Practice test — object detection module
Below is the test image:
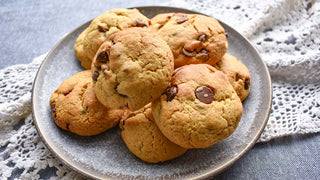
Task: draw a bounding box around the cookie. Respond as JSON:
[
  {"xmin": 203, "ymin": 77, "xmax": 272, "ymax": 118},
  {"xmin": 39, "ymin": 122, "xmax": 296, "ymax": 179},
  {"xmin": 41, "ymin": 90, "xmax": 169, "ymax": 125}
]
[
  {"xmin": 49, "ymin": 70, "xmax": 126, "ymax": 136},
  {"xmin": 213, "ymin": 53, "xmax": 251, "ymax": 101},
  {"xmin": 150, "ymin": 13, "xmax": 228, "ymax": 68},
  {"xmin": 74, "ymin": 8, "xmax": 151, "ymax": 69},
  {"xmin": 119, "ymin": 104, "xmax": 187, "ymax": 163},
  {"xmin": 74, "ymin": 28, "xmax": 92, "ymax": 69},
  {"xmin": 152, "ymin": 64, "xmax": 243, "ymax": 149},
  {"xmin": 92, "ymin": 27, "xmax": 174, "ymax": 111}
]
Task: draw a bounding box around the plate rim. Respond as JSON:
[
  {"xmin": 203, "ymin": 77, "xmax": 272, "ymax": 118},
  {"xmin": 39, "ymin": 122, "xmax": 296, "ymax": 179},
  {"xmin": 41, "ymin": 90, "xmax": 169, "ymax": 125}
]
[{"xmin": 32, "ymin": 5, "xmax": 272, "ymax": 179}]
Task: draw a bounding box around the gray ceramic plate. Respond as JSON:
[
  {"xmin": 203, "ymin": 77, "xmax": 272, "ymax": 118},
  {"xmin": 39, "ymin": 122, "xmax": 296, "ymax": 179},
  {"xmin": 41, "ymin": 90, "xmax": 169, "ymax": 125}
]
[{"xmin": 32, "ymin": 6, "xmax": 272, "ymax": 179}]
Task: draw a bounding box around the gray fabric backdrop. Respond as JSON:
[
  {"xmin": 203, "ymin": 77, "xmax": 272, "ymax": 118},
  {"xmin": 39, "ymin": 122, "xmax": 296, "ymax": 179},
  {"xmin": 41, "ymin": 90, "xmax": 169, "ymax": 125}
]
[{"xmin": 0, "ymin": 0, "xmax": 319, "ymax": 179}]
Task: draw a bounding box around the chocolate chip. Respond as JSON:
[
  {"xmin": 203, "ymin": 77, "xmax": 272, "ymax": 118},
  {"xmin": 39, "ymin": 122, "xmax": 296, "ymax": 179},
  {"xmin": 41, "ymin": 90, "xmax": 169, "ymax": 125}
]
[
  {"xmin": 50, "ymin": 101, "xmax": 56, "ymax": 112},
  {"xmin": 63, "ymin": 89, "xmax": 72, "ymax": 96},
  {"xmin": 165, "ymin": 86, "xmax": 178, "ymax": 101},
  {"xmin": 244, "ymin": 79, "xmax": 250, "ymax": 90},
  {"xmin": 92, "ymin": 71, "xmax": 99, "ymax": 81},
  {"xmin": 53, "ymin": 112, "xmax": 57, "ymax": 119},
  {"xmin": 98, "ymin": 25, "xmax": 107, "ymax": 32},
  {"xmin": 197, "ymin": 49, "xmax": 209, "ymax": 61},
  {"xmin": 172, "ymin": 72, "xmax": 177, "ymax": 77},
  {"xmin": 110, "ymin": 40, "xmax": 115, "ymax": 45},
  {"xmin": 66, "ymin": 123, "xmax": 70, "ymax": 130},
  {"xmin": 235, "ymin": 73, "xmax": 240, "ymax": 81},
  {"xmin": 182, "ymin": 48, "xmax": 196, "ymax": 57},
  {"xmin": 135, "ymin": 19, "xmax": 147, "ymax": 27},
  {"xmin": 81, "ymin": 106, "xmax": 88, "ymax": 114},
  {"xmin": 123, "ymin": 67, "xmax": 129, "ymax": 73},
  {"xmin": 224, "ymin": 32, "xmax": 229, "ymax": 38},
  {"xmin": 197, "ymin": 54, "xmax": 209, "ymax": 62},
  {"xmin": 96, "ymin": 51, "xmax": 109, "ymax": 63},
  {"xmin": 158, "ymin": 24, "xmax": 164, "ymax": 29},
  {"xmin": 172, "ymin": 32, "xmax": 178, "ymax": 36},
  {"xmin": 195, "ymin": 86, "xmax": 214, "ymax": 104},
  {"xmin": 199, "ymin": 49, "xmax": 208, "ymax": 54},
  {"xmin": 198, "ymin": 34, "xmax": 207, "ymax": 42},
  {"xmin": 176, "ymin": 16, "xmax": 189, "ymax": 24},
  {"xmin": 101, "ymin": 64, "xmax": 110, "ymax": 72},
  {"xmin": 119, "ymin": 93, "xmax": 128, "ymax": 98}
]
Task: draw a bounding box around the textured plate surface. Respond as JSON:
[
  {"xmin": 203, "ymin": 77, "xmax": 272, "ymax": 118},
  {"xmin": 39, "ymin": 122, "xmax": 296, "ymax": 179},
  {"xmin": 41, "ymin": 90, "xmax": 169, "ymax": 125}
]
[{"xmin": 32, "ymin": 6, "xmax": 272, "ymax": 179}]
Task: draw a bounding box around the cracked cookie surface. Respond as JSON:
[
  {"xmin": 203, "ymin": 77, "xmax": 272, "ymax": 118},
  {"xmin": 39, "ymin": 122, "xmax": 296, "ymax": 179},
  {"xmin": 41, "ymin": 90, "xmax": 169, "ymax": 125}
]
[
  {"xmin": 150, "ymin": 13, "xmax": 228, "ymax": 68},
  {"xmin": 49, "ymin": 70, "xmax": 126, "ymax": 136},
  {"xmin": 119, "ymin": 104, "xmax": 187, "ymax": 163},
  {"xmin": 74, "ymin": 8, "xmax": 151, "ymax": 69},
  {"xmin": 152, "ymin": 64, "xmax": 243, "ymax": 149},
  {"xmin": 92, "ymin": 27, "xmax": 174, "ymax": 111},
  {"xmin": 213, "ymin": 53, "xmax": 251, "ymax": 101}
]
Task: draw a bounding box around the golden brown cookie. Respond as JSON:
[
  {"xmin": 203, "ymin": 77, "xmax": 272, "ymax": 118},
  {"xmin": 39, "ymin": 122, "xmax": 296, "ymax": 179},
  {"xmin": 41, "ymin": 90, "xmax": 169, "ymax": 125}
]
[
  {"xmin": 74, "ymin": 8, "xmax": 151, "ymax": 69},
  {"xmin": 150, "ymin": 13, "xmax": 228, "ymax": 68},
  {"xmin": 213, "ymin": 54, "xmax": 250, "ymax": 101},
  {"xmin": 74, "ymin": 28, "xmax": 92, "ymax": 69},
  {"xmin": 92, "ymin": 27, "xmax": 174, "ymax": 111},
  {"xmin": 152, "ymin": 64, "xmax": 243, "ymax": 149},
  {"xmin": 119, "ymin": 104, "xmax": 187, "ymax": 163},
  {"xmin": 49, "ymin": 70, "xmax": 126, "ymax": 136}
]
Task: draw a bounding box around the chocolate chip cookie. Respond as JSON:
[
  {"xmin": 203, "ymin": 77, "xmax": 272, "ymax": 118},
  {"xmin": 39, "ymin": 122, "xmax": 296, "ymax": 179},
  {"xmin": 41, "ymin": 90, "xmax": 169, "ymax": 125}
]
[
  {"xmin": 152, "ymin": 64, "xmax": 243, "ymax": 148},
  {"xmin": 150, "ymin": 13, "xmax": 228, "ymax": 68},
  {"xmin": 49, "ymin": 70, "xmax": 126, "ymax": 136},
  {"xmin": 119, "ymin": 104, "xmax": 187, "ymax": 163},
  {"xmin": 213, "ymin": 53, "xmax": 251, "ymax": 101},
  {"xmin": 74, "ymin": 8, "xmax": 151, "ymax": 69},
  {"xmin": 92, "ymin": 27, "xmax": 174, "ymax": 111}
]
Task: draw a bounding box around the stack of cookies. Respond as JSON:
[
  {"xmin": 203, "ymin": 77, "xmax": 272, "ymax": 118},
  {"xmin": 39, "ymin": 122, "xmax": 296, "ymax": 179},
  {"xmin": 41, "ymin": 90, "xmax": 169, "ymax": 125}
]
[{"xmin": 50, "ymin": 8, "xmax": 251, "ymax": 163}]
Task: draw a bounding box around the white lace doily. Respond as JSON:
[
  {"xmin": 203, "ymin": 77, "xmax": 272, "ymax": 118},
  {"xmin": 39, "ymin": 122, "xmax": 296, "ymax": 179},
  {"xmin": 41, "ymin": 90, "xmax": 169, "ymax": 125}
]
[{"xmin": 1, "ymin": 0, "xmax": 319, "ymax": 179}]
